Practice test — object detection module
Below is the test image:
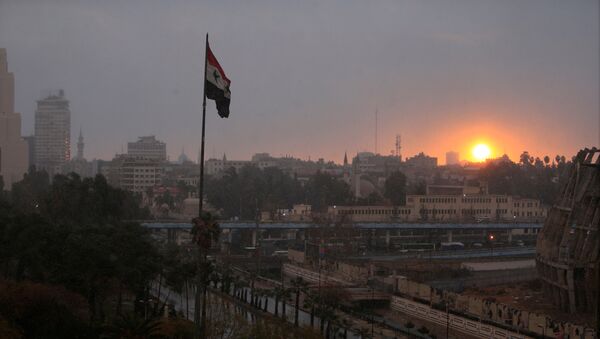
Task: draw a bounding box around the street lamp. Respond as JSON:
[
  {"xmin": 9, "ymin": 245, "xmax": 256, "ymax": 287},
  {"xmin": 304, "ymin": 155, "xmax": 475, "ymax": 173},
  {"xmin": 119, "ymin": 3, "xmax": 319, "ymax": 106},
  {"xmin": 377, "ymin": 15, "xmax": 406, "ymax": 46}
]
[
  {"xmin": 445, "ymin": 301, "xmax": 450, "ymax": 339},
  {"xmin": 367, "ymin": 278, "xmax": 375, "ymax": 338},
  {"xmin": 488, "ymin": 233, "xmax": 495, "ymax": 257}
]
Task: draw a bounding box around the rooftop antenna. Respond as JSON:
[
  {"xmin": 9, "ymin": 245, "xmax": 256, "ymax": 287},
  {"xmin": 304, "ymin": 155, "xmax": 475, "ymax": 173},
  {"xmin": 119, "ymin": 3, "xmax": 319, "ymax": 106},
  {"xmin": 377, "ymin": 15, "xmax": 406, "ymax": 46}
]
[
  {"xmin": 395, "ymin": 134, "xmax": 402, "ymax": 160},
  {"xmin": 375, "ymin": 107, "xmax": 378, "ymax": 154}
]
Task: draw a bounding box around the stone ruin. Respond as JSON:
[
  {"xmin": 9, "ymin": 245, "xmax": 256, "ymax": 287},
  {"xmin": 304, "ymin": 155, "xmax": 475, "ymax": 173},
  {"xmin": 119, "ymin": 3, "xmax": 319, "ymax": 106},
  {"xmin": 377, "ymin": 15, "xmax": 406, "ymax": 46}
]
[{"xmin": 536, "ymin": 147, "xmax": 599, "ymax": 316}]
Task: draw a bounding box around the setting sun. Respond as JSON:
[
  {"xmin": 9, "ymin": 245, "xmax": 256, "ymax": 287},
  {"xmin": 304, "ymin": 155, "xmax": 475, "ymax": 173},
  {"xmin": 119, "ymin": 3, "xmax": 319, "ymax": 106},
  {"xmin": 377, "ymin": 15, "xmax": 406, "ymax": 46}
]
[{"xmin": 472, "ymin": 144, "xmax": 491, "ymax": 162}]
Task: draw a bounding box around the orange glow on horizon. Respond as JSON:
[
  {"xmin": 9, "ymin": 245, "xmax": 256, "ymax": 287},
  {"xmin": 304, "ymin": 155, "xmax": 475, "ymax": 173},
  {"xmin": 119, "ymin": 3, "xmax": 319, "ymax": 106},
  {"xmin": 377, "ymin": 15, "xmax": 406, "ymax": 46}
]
[{"xmin": 377, "ymin": 106, "xmax": 564, "ymax": 165}]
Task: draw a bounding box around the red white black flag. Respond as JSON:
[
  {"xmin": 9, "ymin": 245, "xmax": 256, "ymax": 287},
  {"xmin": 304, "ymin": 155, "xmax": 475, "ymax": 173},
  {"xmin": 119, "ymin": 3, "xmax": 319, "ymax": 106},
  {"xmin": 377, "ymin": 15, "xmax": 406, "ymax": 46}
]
[{"xmin": 205, "ymin": 43, "xmax": 231, "ymax": 118}]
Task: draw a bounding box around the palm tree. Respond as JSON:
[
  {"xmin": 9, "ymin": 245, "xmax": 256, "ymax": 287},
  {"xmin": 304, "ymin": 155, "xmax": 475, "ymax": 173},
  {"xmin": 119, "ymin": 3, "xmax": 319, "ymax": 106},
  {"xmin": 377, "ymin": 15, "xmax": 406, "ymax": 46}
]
[
  {"xmin": 273, "ymin": 285, "xmax": 290, "ymax": 317},
  {"xmin": 340, "ymin": 318, "xmax": 353, "ymax": 339},
  {"xmin": 191, "ymin": 212, "xmax": 221, "ymax": 338},
  {"xmin": 290, "ymin": 277, "xmax": 308, "ymax": 327},
  {"xmin": 262, "ymin": 289, "xmax": 271, "ymax": 312}
]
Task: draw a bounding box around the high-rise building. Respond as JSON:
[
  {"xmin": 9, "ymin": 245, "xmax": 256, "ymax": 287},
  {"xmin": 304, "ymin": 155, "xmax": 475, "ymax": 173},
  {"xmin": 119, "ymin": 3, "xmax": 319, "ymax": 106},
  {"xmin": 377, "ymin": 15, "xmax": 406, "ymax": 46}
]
[
  {"xmin": 0, "ymin": 48, "xmax": 28, "ymax": 190},
  {"xmin": 446, "ymin": 151, "xmax": 460, "ymax": 165},
  {"xmin": 127, "ymin": 136, "xmax": 166, "ymax": 162},
  {"xmin": 23, "ymin": 135, "xmax": 35, "ymax": 169},
  {"xmin": 34, "ymin": 89, "xmax": 71, "ymax": 177}
]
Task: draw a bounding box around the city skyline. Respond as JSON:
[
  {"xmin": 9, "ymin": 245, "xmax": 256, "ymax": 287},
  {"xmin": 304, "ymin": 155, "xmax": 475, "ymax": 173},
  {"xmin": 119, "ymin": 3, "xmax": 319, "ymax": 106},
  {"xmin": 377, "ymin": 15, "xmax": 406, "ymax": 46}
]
[{"xmin": 0, "ymin": 0, "xmax": 598, "ymax": 164}]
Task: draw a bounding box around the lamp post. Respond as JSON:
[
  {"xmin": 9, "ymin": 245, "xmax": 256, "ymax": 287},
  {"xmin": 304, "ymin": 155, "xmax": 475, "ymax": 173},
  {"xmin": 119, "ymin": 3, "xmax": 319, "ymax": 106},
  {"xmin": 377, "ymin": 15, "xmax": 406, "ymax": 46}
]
[
  {"xmin": 367, "ymin": 277, "xmax": 375, "ymax": 338},
  {"xmin": 446, "ymin": 302, "xmax": 450, "ymax": 339}
]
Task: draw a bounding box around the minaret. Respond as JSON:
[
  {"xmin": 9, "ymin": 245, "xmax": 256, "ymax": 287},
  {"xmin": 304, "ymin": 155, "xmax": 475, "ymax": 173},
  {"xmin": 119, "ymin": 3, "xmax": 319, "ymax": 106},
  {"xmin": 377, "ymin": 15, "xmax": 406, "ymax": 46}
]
[
  {"xmin": 343, "ymin": 152, "xmax": 348, "ymax": 167},
  {"xmin": 77, "ymin": 128, "xmax": 84, "ymax": 160}
]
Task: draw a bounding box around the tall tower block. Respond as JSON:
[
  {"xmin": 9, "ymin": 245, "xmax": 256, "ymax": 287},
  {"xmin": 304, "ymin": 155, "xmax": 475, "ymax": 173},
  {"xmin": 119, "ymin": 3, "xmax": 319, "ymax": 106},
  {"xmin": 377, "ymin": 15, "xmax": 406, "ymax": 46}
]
[
  {"xmin": 0, "ymin": 48, "xmax": 28, "ymax": 189},
  {"xmin": 34, "ymin": 89, "xmax": 71, "ymax": 177}
]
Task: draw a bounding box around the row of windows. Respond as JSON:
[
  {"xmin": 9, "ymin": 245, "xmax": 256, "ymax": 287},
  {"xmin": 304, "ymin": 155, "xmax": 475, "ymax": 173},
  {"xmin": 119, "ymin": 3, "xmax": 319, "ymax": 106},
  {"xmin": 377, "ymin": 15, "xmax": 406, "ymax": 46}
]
[
  {"xmin": 132, "ymin": 180, "xmax": 156, "ymax": 184},
  {"xmin": 421, "ymin": 209, "xmax": 456, "ymax": 215},
  {"xmin": 417, "ymin": 197, "xmax": 514, "ymax": 204},
  {"xmin": 419, "ymin": 197, "xmax": 457, "ymax": 204},
  {"xmin": 462, "ymin": 198, "xmax": 492, "ymax": 204},
  {"xmin": 462, "ymin": 209, "xmax": 492, "ymax": 215},
  {"xmin": 515, "ymin": 211, "xmax": 539, "ymax": 217},
  {"xmin": 340, "ymin": 209, "xmax": 412, "ymax": 215},
  {"xmin": 134, "ymin": 168, "xmax": 157, "ymax": 172},
  {"xmin": 514, "ymin": 202, "xmax": 538, "ymax": 208},
  {"xmin": 341, "ymin": 208, "xmax": 532, "ymax": 216}
]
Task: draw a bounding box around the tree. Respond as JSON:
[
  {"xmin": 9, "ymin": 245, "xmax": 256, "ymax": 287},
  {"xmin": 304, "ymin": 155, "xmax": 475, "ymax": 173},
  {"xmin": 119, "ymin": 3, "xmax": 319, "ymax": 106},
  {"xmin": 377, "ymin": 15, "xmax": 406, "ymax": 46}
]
[
  {"xmin": 155, "ymin": 190, "xmax": 175, "ymax": 209},
  {"xmin": 0, "ymin": 173, "xmax": 161, "ymax": 326},
  {"xmin": 543, "ymin": 156, "xmax": 550, "ymax": 166},
  {"xmin": 191, "ymin": 212, "xmax": 221, "ymax": 338},
  {"xmin": 104, "ymin": 313, "xmax": 161, "ymax": 338},
  {"xmin": 304, "ymin": 171, "xmax": 352, "ymax": 212},
  {"xmin": 0, "ymin": 280, "xmax": 93, "ymax": 338},
  {"xmin": 10, "ymin": 167, "xmax": 49, "ymax": 214},
  {"xmin": 290, "ymin": 277, "xmax": 309, "ymax": 327},
  {"xmin": 407, "ymin": 179, "xmax": 426, "ymax": 195},
  {"xmin": 384, "ymin": 171, "xmax": 407, "ymax": 206},
  {"xmin": 519, "ymin": 151, "xmax": 533, "ymax": 167}
]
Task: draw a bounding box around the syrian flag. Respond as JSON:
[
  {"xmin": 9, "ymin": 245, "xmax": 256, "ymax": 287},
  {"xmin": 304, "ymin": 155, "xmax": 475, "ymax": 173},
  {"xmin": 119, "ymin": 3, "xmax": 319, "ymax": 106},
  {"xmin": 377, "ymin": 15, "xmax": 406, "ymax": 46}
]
[{"xmin": 205, "ymin": 43, "xmax": 231, "ymax": 118}]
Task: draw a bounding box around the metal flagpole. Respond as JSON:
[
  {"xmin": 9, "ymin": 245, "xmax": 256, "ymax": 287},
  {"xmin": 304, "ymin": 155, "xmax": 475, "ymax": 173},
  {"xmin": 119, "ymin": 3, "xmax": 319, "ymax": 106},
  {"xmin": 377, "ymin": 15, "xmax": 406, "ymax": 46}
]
[
  {"xmin": 199, "ymin": 34, "xmax": 208, "ymax": 217},
  {"xmin": 194, "ymin": 32, "xmax": 209, "ymax": 339}
]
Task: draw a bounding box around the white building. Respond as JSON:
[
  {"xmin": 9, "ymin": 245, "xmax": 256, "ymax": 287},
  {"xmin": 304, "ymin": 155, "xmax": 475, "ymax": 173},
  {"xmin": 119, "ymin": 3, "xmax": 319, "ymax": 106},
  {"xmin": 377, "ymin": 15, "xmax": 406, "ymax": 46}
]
[
  {"xmin": 107, "ymin": 154, "xmax": 163, "ymax": 194},
  {"xmin": 34, "ymin": 90, "xmax": 70, "ymax": 177},
  {"xmin": 0, "ymin": 48, "xmax": 28, "ymax": 189}
]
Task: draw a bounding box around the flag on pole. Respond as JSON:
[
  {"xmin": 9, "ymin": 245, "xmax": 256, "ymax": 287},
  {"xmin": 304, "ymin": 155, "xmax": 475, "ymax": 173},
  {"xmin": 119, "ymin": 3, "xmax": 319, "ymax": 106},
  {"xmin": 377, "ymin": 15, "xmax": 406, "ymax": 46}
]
[{"xmin": 205, "ymin": 43, "xmax": 231, "ymax": 118}]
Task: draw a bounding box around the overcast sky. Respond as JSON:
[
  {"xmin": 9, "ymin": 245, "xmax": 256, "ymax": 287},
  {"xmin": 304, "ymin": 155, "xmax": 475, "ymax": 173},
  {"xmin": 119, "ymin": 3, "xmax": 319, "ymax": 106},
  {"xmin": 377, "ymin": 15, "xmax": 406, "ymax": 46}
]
[{"xmin": 1, "ymin": 0, "xmax": 598, "ymax": 164}]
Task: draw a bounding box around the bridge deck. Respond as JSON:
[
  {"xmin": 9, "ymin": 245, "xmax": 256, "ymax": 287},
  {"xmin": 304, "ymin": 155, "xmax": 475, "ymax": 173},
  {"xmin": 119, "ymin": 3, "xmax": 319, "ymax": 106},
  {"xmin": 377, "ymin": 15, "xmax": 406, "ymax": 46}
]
[{"xmin": 143, "ymin": 222, "xmax": 543, "ymax": 230}]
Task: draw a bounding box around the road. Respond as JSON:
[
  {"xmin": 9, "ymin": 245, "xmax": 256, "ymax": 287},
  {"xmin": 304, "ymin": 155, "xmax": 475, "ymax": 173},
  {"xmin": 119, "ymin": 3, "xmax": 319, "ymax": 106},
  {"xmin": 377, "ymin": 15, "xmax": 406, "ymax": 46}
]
[{"xmin": 350, "ymin": 246, "xmax": 535, "ymax": 261}]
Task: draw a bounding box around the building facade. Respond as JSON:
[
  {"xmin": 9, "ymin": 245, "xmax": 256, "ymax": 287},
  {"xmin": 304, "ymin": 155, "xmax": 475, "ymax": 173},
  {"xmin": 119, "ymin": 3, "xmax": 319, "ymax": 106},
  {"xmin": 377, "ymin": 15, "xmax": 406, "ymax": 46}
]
[
  {"xmin": 34, "ymin": 90, "xmax": 70, "ymax": 177},
  {"xmin": 0, "ymin": 48, "xmax": 28, "ymax": 189},
  {"xmin": 328, "ymin": 194, "xmax": 546, "ymax": 223},
  {"xmin": 107, "ymin": 154, "xmax": 163, "ymax": 194},
  {"xmin": 445, "ymin": 151, "xmax": 460, "ymax": 165},
  {"xmin": 127, "ymin": 136, "xmax": 166, "ymax": 162},
  {"xmin": 205, "ymin": 154, "xmax": 251, "ymax": 176}
]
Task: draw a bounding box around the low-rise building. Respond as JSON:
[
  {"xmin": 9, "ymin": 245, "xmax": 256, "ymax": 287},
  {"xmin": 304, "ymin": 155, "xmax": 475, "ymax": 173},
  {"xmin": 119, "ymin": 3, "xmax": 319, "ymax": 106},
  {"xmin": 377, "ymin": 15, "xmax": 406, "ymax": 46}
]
[
  {"xmin": 275, "ymin": 204, "xmax": 313, "ymax": 221},
  {"xmin": 106, "ymin": 154, "xmax": 163, "ymax": 194},
  {"xmin": 328, "ymin": 194, "xmax": 546, "ymax": 223}
]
